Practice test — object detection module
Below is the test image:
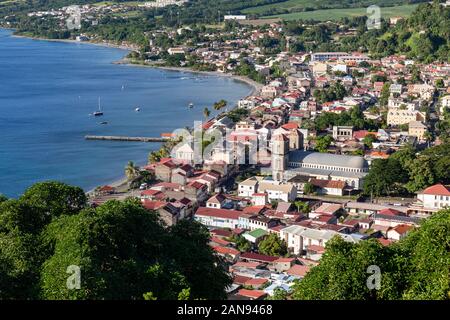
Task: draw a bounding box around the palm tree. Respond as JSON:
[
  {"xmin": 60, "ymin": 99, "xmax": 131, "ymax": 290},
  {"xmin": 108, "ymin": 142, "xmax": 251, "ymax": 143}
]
[
  {"xmin": 203, "ymin": 107, "xmax": 210, "ymax": 121},
  {"xmin": 125, "ymin": 161, "xmax": 139, "ymax": 182},
  {"xmin": 213, "ymin": 99, "xmax": 227, "ymax": 111}
]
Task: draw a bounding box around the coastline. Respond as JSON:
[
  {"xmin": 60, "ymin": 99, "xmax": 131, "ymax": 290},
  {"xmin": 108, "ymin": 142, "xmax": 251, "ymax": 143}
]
[
  {"xmin": 8, "ymin": 30, "xmax": 261, "ymax": 96},
  {"xmin": 4, "ymin": 30, "xmax": 259, "ymax": 196},
  {"xmin": 122, "ymin": 63, "xmax": 263, "ymax": 96}
]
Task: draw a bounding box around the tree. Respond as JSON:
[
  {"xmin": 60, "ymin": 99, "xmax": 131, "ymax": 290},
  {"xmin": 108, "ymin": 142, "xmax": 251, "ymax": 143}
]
[
  {"xmin": 294, "ymin": 201, "xmax": 310, "ymax": 214},
  {"xmin": 315, "ymin": 135, "xmax": 333, "ymax": 153},
  {"xmin": 0, "ymin": 194, "xmax": 7, "ymax": 203},
  {"xmin": 125, "ymin": 160, "xmax": 139, "ymax": 182},
  {"xmin": 363, "ymin": 134, "xmax": 377, "ymax": 149},
  {"xmin": 203, "ymin": 107, "xmax": 210, "ymax": 121},
  {"xmin": 379, "ymin": 83, "xmax": 390, "ymax": 107},
  {"xmin": 266, "ymin": 287, "xmax": 288, "ymax": 300},
  {"xmin": 20, "ymin": 181, "xmax": 86, "ymax": 217},
  {"xmin": 258, "ymin": 233, "xmax": 287, "ymax": 257},
  {"xmin": 234, "ymin": 235, "xmax": 251, "ymax": 252},
  {"xmin": 213, "ymin": 99, "xmax": 227, "ymax": 111},
  {"xmin": 291, "ymin": 209, "xmax": 450, "ymax": 300},
  {"xmin": 165, "ymin": 220, "xmax": 232, "ymax": 300},
  {"xmin": 303, "ymin": 182, "xmax": 315, "ymax": 195},
  {"xmin": 363, "ymin": 158, "xmax": 408, "ymax": 197}
]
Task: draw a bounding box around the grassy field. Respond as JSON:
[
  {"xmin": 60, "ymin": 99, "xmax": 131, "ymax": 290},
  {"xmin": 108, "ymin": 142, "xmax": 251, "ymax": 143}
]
[
  {"xmin": 242, "ymin": 0, "xmax": 312, "ymax": 15},
  {"xmin": 262, "ymin": 4, "xmax": 419, "ymax": 21}
]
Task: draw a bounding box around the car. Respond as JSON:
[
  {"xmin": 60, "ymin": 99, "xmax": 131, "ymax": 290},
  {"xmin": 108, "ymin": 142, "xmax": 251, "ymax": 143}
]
[{"xmin": 139, "ymin": 183, "xmax": 148, "ymax": 190}]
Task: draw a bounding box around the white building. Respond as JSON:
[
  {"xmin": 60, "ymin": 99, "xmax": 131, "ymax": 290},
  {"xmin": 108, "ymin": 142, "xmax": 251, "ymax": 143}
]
[
  {"xmin": 416, "ymin": 184, "xmax": 450, "ymax": 211},
  {"xmin": 194, "ymin": 207, "xmax": 242, "ymax": 229},
  {"xmin": 280, "ymin": 225, "xmax": 362, "ymax": 255}
]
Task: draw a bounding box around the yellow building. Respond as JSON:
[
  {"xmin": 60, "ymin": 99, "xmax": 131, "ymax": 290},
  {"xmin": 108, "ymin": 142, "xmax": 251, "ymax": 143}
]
[
  {"xmin": 387, "ymin": 108, "xmax": 425, "ymax": 126},
  {"xmin": 408, "ymin": 121, "xmax": 427, "ymax": 140}
]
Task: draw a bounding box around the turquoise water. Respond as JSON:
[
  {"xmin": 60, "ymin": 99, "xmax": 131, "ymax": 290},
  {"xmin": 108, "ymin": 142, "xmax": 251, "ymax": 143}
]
[{"xmin": 0, "ymin": 29, "xmax": 251, "ymax": 197}]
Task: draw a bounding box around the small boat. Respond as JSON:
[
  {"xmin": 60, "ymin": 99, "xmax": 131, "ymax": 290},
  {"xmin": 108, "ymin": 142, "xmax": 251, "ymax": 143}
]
[
  {"xmin": 93, "ymin": 97, "xmax": 104, "ymax": 117},
  {"xmin": 100, "ymin": 121, "xmax": 108, "ymax": 125},
  {"xmin": 135, "ymin": 107, "xmax": 141, "ymax": 112},
  {"xmin": 188, "ymin": 102, "xmax": 194, "ymax": 109}
]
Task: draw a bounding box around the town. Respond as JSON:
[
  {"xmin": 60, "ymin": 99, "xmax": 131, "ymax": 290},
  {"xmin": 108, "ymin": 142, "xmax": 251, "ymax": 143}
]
[
  {"xmin": 52, "ymin": 3, "xmax": 450, "ymax": 301},
  {"xmin": 0, "ymin": 0, "xmax": 448, "ymax": 301}
]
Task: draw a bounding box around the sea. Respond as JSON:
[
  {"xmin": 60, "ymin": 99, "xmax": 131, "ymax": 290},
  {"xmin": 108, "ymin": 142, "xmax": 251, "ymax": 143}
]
[{"xmin": 0, "ymin": 29, "xmax": 252, "ymax": 197}]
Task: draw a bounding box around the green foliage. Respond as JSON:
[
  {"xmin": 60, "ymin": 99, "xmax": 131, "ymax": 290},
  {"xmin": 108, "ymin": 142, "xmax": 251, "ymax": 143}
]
[
  {"xmin": 362, "ymin": 134, "xmax": 377, "ymax": 149},
  {"xmin": 292, "ymin": 209, "xmax": 450, "ymax": 300},
  {"xmin": 258, "ymin": 233, "xmax": 287, "ymax": 257},
  {"xmin": 232, "ymin": 235, "xmax": 252, "ymax": 252},
  {"xmin": 314, "ymin": 106, "xmax": 379, "ymax": 131},
  {"xmin": 213, "ymin": 99, "xmax": 227, "ymax": 111},
  {"xmin": 0, "ymin": 182, "xmax": 231, "ymax": 300},
  {"xmin": 364, "ymin": 142, "xmax": 450, "ymax": 196},
  {"xmin": 303, "ymin": 182, "xmax": 315, "ymax": 195},
  {"xmin": 266, "ymin": 287, "xmax": 288, "ymax": 300},
  {"xmin": 20, "ymin": 181, "xmax": 87, "ymax": 217},
  {"xmin": 313, "ymin": 81, "xmax": 347, "ymax": 104},
  {"xmin": 315, "ymin": 135, "xmax": 333, "ymax": 153},
  {"xmin": 294, "ymin": 201, "xmax": 310, "ymax": 214}
]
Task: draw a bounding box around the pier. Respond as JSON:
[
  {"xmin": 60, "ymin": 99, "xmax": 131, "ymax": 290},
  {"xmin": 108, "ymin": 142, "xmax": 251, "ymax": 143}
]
[{"xmin": 85, "ymin": 135, "xmax": 169, "ymax": 142}]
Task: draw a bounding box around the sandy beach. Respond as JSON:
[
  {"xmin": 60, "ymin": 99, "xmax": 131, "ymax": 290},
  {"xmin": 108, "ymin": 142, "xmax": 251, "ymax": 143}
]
[{"xmin": 114, "ymin": 59, "xmax": 262, "ymax": 96}]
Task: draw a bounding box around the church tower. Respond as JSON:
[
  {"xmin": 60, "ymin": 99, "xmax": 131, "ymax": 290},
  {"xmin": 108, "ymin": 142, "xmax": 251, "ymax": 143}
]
[
  {"xmin": 289, "ymin": 129, "xmax": 304, "ymax": 151},
  {"xmin": 271, "ymin": 133, "xmax": 289, "ymax": 181}
]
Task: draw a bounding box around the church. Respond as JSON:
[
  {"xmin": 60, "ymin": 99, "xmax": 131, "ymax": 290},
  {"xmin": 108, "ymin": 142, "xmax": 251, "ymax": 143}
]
[{"xmin": 271, "ymin": 133, "xmax": 369, "ymax": 190}]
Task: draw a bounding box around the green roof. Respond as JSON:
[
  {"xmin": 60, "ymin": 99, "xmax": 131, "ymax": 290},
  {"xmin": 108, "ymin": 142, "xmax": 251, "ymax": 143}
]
[{"xmin": 246, "ymin": 228, "xmax": 268, "ymax": 239}]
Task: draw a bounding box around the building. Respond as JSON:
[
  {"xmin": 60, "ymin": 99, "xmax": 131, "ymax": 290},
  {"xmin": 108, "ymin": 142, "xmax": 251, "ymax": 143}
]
[
  {"xmin": 280, "ymin": 225, "xmax": 362, "ymax": 255},
  {"xmin": 311, "ymin": 52, "xmax": 369, "ymax": 63},
  {"xmin": 276, "ymin": 148, "xmax": 369, "ymax": 189},
  {"xmin": 412, "ymin": 184, "xmax": 450, "ymax": 215},
  {"xmin": 309, "ymin": 179, "xmax": 346, "ymax": 196},
  {"xmin": 408, "ymin": 121, "xmax": 427, "ymax": 140},
  {"xmin": 167, "ymin": 47, "xmax": 185, "ymax": 55},
  {"xmin": 194, "ymin": 207, "xmax": 242, "ymax": 229},
  {"xmin": 332, "ymin": 126, "xmax": 353, "ymax": 141},
  {"xmin": 224, "ymin": 15, "xmax": 246, "ymax": 20},
  {"xmin": 257, "ymin": 181, "xmax": 297, "ymax": 203},
  {"xmin": 387, "ymin": 109, "xmax": 425, "ymax": 126},
  {"xmin": 386, "ymin": 224, "xmax": 414, "ymax": 241}
]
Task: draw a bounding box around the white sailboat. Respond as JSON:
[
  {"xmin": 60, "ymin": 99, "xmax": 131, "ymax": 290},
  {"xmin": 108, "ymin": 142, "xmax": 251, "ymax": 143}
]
[{"xmin": 93, "ymin": 97, "xmax": 104, "ymax": 116}]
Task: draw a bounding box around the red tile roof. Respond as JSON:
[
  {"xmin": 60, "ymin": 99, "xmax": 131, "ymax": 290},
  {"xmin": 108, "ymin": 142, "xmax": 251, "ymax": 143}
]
[
  {"xmin": 195, "ymin": 207, "xmax": 242, "ymax": 220},
  {"xmin": 421, "ymin": 184, "xmax": 450, "ymax": 196},
  {"xmin": 210, "ymin": 228, "xmax": 232, "ymax": 238},
  {"xmin": 378, "ymin": 208, "xmax": 404, "ymax": 216},
  {"xmin": 142, "ymin": 200, "xmax": 166, "ymax": 211},
  {"xmin": 212, "ymin": 246, "xmax": 240, "ymax": 256},
  {"xmin": 391, "ymin": 224, "xmax": 414, "ymax": 235},
  {"xmin": 141, "ymin": 189, "xmax": 163, "ymax": 196},
  {"xmin": 233, "ymin": 275, "xmax": 252, "ymax": 285},
  {"xmin": 211, "ymin": 237, "xmax": 231, "ymax": 246},
  {"xmin": 307, "ymin": 245, "xmax": 325, "ymax": 253},
  {"xmin": 236, "ymin": 289, "xmax": 267, "ymax": 300},
  {"xmin": 310, "ymin": 179, "xmax": 346, "ymax": 189},
  {"xmin": 240, "ymin": 252, "xmax": 278, "ymax": 263},
  {"xmin": 243, "ymin": 205, "xmax": 267, "ymax": 215},
  {"xmin": 244, "ymin": 278, "xmax": 269, "ymax": 287},
  {"xmin": 281, "ymin": 122, "xmax": 299, "ymax": 130},
  {"xmin": 286, "ymin": 264, "xmax": 311, "ymax": 277}
]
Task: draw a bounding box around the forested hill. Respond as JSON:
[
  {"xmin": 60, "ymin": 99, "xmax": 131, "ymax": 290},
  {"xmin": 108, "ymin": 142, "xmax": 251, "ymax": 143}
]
[{"xmin": 0, "ymin": 0, "xmax": 429, "ymax": 17}]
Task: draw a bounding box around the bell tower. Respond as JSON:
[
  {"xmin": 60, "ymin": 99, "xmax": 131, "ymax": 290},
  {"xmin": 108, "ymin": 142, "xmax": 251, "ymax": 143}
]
[{"xmin": 271, "ymin": 133, "xmax": 289, "ymax": 181}]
